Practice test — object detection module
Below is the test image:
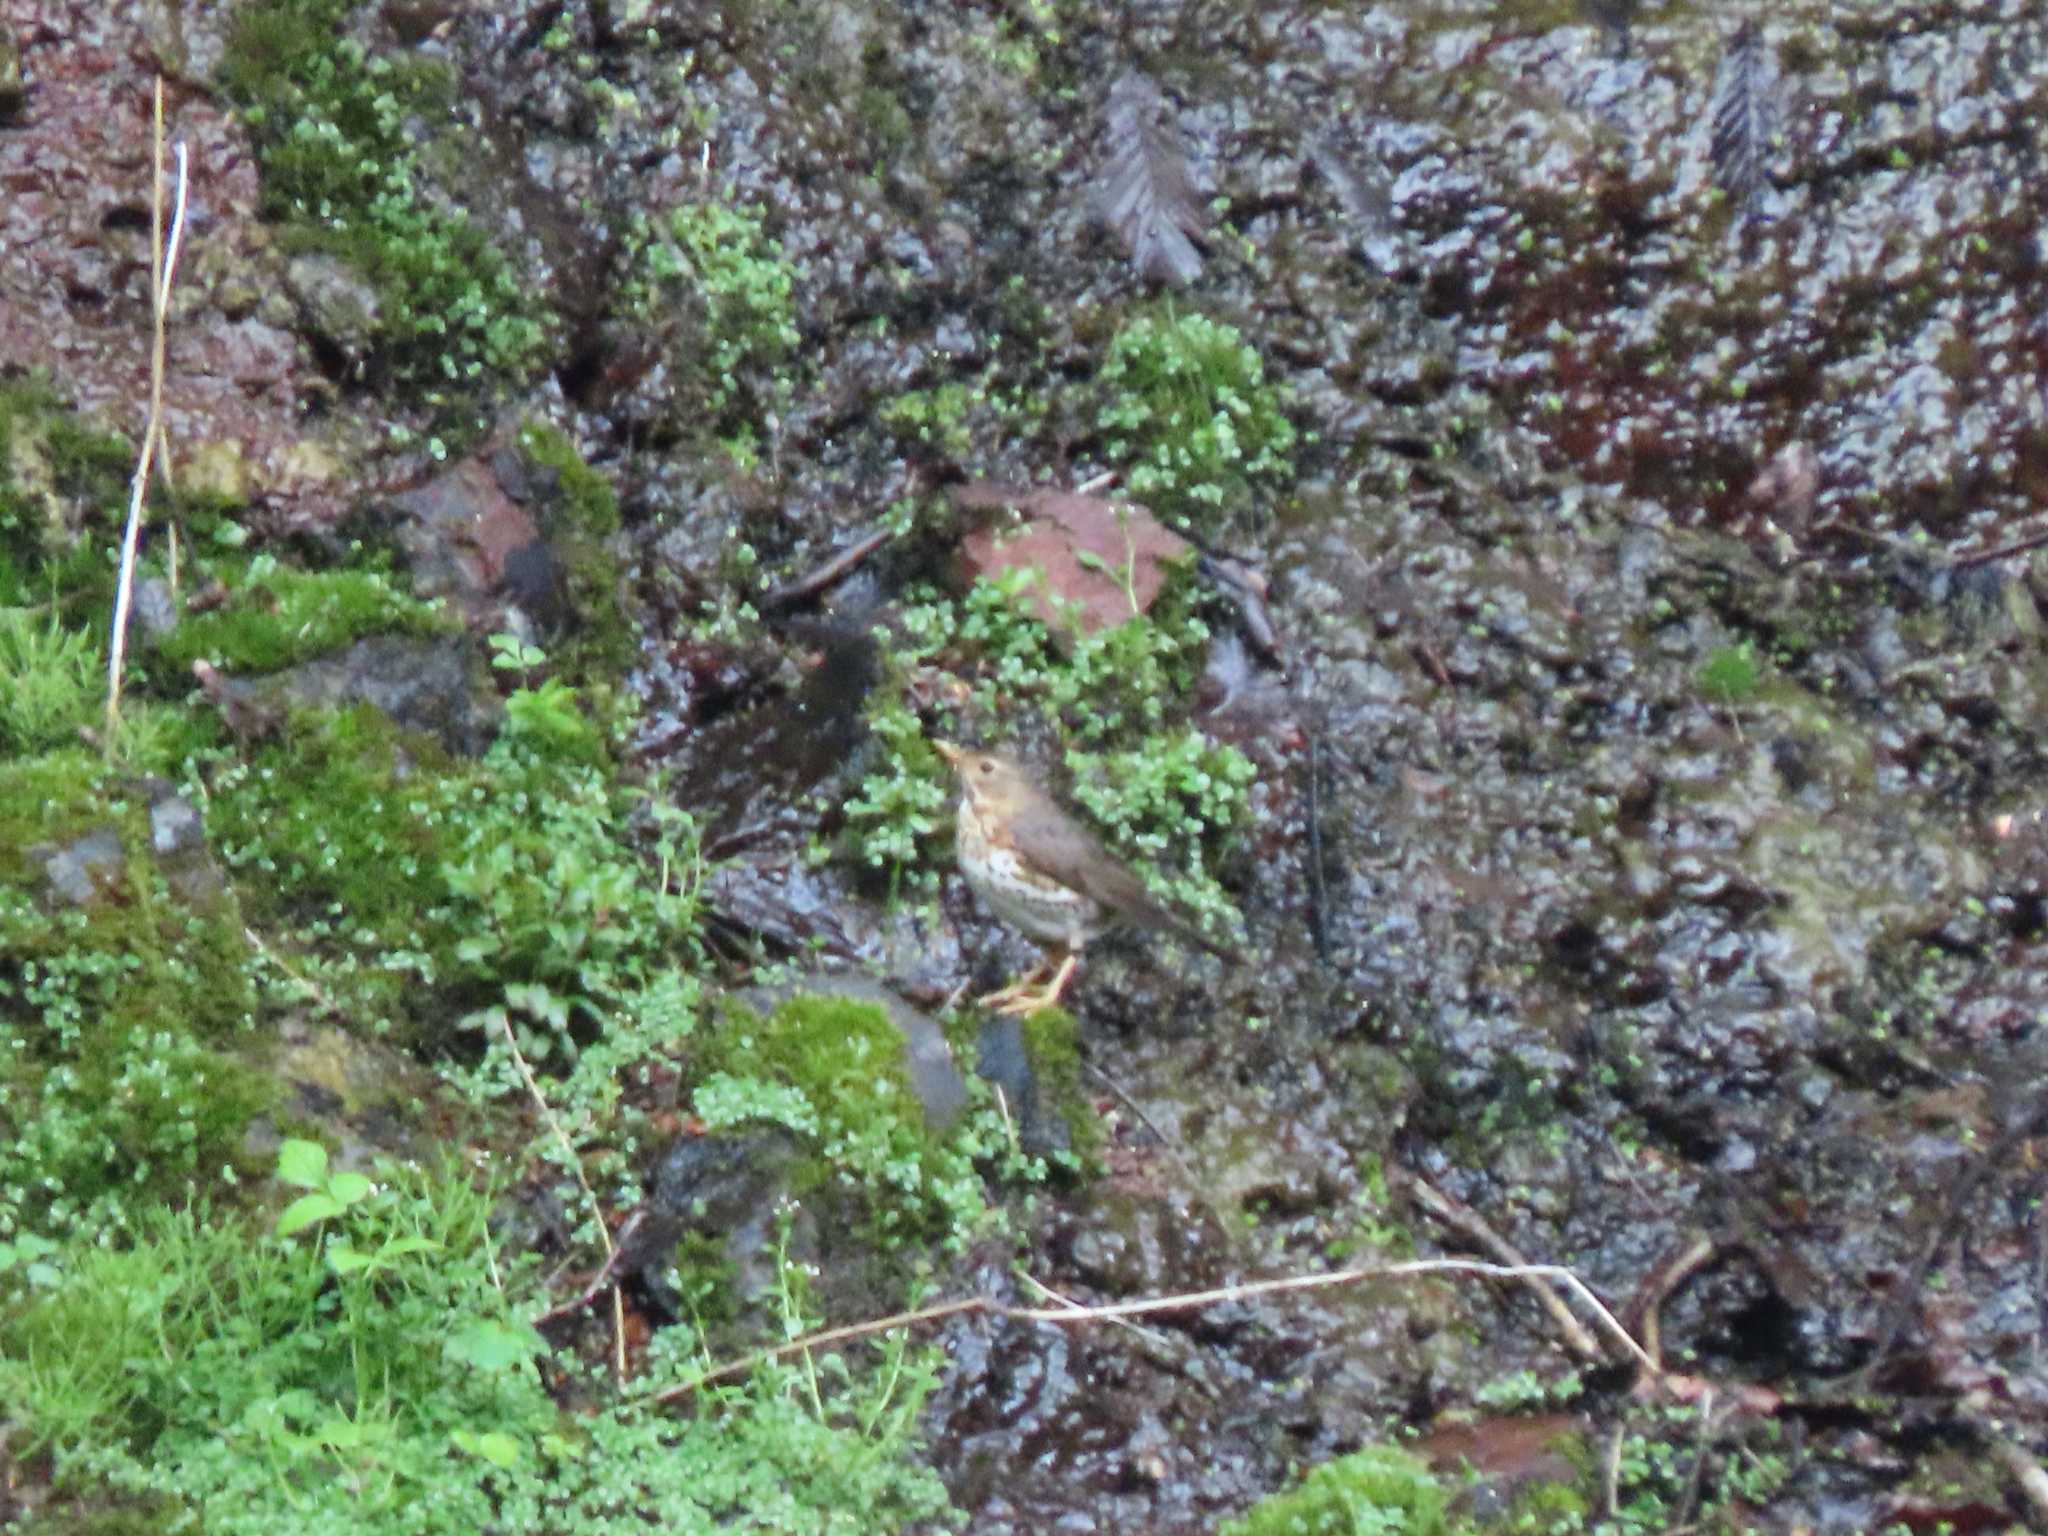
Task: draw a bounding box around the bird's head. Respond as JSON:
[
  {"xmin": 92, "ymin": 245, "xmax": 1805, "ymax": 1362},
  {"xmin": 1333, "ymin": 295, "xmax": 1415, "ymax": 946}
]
[{"xmin": 933, "ymin": 741, "xmax": 1031, "ymax": 812}]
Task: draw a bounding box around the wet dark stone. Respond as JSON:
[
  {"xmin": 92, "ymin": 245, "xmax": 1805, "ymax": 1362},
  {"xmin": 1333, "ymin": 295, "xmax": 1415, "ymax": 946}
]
[
  {"xmin": 146, "ymin": 779, "xmax": 225, "ymax": 909},
  {"xmin": 975, "ymin": 1015, "xmax": 1067, "ymax": 1159},
  {"xmin": 385, "ymin": 456, "xmax": 547, "ymax": 636},
  {"xmin": 219, "ymin": 634, "xmax": 500, "ymax": 756},
  {"xmin": 282, "ymin": 254, "xmax": 382, "ymax": 379},
  {"xmin": 626, "ymin": 1127, "xmax": 805, "ymax": 1319}
]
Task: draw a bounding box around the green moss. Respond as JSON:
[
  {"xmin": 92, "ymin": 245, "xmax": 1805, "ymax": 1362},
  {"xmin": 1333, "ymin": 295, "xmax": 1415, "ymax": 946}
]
[
  {"xmin": 1014, "ymin": 1006, "xmax": 1102, "ymax": 1163},
  {"xmin": 515, "ymin": 422, "xmax": 620, "ymax": 538},
  {"xmin": 0, "ymin": 748, "xmax": 107, "ymax": 881},
  {"xmin": 0, "ymin": 374, "xmax": 133, "ymax": 608},
  {"xmin": 700, "ymin": 995, "xmax": 930, "ymax": 1153},
  {"xmin": 1697, "ymin": 641, "xmax": 1761, "ymax": 704},
  {"xmin": 153, "ymin": 554, "xmax": 451, "ymax": 676},
  {"xmin": 217, "ymin": 0, "xmax": 551, "ymax": 403},
  {"xmin": 1220, "ymin": 1444, "xmax": 1454, "ymax": 1536},
  {"xmin": 510, "ymin": 424, "xmax": 635, "ymax": 680},
  {"xmin": 0, "ymin": 760, "xmax": 270, "ymax": 1236},
  {"xmin": 205, "ymin": 704, "xmax": 462, "ymax": 1031},
  {"xmin": 693, "ymin": 994, "xmax": 990, "ymax": 1247}
]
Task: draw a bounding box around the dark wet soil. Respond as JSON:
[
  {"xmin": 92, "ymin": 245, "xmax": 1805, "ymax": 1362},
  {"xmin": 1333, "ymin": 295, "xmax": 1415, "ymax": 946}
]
[{"xmin": 6, "ymin": 0, "xmax": 2048, "ymax": 1529}]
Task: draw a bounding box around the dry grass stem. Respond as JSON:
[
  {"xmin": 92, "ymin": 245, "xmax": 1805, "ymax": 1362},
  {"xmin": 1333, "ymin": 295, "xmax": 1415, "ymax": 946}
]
[{"xmin": 106, "ymin": 78, "xmax": 189, "ymax": 747}]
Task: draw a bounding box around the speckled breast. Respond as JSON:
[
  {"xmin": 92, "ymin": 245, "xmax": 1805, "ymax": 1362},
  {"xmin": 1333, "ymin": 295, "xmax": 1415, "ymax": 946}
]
[{"xmin": 956, "ymin": 798, "xmax": 1103, "ymax": 949}]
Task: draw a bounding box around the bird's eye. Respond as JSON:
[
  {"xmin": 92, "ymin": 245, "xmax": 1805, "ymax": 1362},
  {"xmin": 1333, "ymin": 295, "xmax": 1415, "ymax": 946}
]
[{"xmin": 978, "ymin": 761, "xmax": 992, "ymax": 774}]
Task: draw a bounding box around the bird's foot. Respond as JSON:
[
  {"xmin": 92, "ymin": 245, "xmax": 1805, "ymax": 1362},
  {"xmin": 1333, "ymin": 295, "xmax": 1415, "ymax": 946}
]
[
  {"xmin": 992, "ymin": 954, "xmax": 1078, "ymax": 1016},
  {"xmin": 976, "ymin": 961, "xmax": 1050, "ymax": 1013}
]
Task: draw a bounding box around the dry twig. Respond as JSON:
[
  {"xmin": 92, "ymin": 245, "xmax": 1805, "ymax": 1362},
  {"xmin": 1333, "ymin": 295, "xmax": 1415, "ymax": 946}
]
[
  {"xmin": 496, "ymin": 1011, "xmax": 627, "ymax": 1381},
  {"xmin": 1399, "ymin": 1168, "xmax": 1610, "ymax": 1364},
  {"xmin": 106, "ymin": 78, "xmax": 189, "ymax": 748},
  {"xmin": 637, "ymin": 1256, "xmax": 1656, "ymax": 1407}
]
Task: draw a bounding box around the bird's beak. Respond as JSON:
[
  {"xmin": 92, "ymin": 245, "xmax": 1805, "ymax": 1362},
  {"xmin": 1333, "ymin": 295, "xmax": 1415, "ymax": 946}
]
[{"xmin": 933, "ymin": 740, "xmax": 963, "ymax": 768}]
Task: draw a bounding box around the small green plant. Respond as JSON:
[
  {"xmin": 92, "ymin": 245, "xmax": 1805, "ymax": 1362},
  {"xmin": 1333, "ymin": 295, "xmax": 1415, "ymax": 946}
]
[
  {"xmin": 218, "ymin": 0, "xmax": 551, "ymax": 400},
  {"xmin": 632, "ymin": 195, "xmax": 801, "ymax": 451},
  {"xmin": 841, "ymin": 702, "xmax": 950, "ymax": 885},
  {"xmin": 0, "ymin": 607, "xmax": 100, "ymax": 753},
  {"xmin": 844, "ymin": 572, "xmax": 1250, "ymax": 931},
  {"xmin": 1220, "ymin": 1444, "xmax": 1454, "ymax": 1536},
  {"xmin": 1, "ymin": 1138, "xmax": 958, "ymax": 1533},
  {"xmin": 1095, "ymin": 308, "xmax": 1297, "ymax": 535},
  {"xmin": 691, "ymin": 994, "xmax": 1010, "ymax": 1249},
  {"xmin": 1698, "ymin": 641, "xmax": 1761, "ymax": 705}
]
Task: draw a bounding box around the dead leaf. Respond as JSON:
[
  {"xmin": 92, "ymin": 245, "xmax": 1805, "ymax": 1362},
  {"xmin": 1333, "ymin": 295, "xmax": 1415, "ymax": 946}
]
[{"xmin": 953, "ymin": 482, "xmax": 1193, "ymax": 637}]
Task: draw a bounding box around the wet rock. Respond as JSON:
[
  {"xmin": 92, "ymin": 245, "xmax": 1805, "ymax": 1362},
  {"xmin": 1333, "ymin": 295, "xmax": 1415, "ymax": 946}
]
[
  {"xmin": 975, "ymin": 1014, "xmax": 1068, "ymax": 1159},
  {"xmin": 1052, "ymin": 1185, "xmax": 1232, "ymax": 1298},
  {"xmin": 625, "ymin": 1127, "xmax": 806, "ymax": 1318},
  {"xmin": 953, "ymin": 483, "xmax": 1194, "ymax": 639},
  {"xmin": 283, "ymin": 253, "xmax": 382, "ymax": 379},
  {"xmin": 385, "ymin": 455, "xmax": 549, "ymax": 636},
  {"xmin": 38, "ymin": 826, "xmax": 124, "ymax": 906},
  {"xmin": 202, "ymin": 634, "xmax": 499, "ymax": 756},
  {"xmin": 130, "ymin": 576, "xmax": 180, "ymax": 646},
  {"xmin": 146, "ymin": 779, "xmax": 224, "ymax": 908},
  {"xmin": 247, "ymin": 1017, "xmax": 453, "ymax": 1174}
]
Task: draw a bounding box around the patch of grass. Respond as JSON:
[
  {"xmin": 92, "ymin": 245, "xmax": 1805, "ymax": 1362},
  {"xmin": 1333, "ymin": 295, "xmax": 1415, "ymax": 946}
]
[
  {"xmin": 0, "ymin": 606, "xmax": 101, "ymax": 753},
  {"xmin": 1094, "ymin": 308, "xmax": 1297, "ymax": 537},
  {"xmin": 217, "ymin": 0, "xmax": 551, "ymax": 403},
  {"xmin": 0, "ymin": 1139, "xmax": 954, "ymax": 1535}
]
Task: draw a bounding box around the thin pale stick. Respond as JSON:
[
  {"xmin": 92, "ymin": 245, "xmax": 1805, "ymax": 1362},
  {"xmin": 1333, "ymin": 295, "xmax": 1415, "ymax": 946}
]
[
  {"xmin": 638, "ymin": 1257, "xmax": 1656, "ymax": 1406},
  {"xmin": 106, "ymin": 83, "xmax": 188, "ymax": 746},
  {"xmin": 495, "ymin": 1011, "xmax": 627, "ymax": 1381}
]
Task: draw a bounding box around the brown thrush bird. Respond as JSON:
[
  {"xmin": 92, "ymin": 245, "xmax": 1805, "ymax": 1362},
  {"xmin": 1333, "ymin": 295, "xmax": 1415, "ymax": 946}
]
[{"xmin": 934, "ymin": 742, "xmax": 1240, "ymax": 1014}]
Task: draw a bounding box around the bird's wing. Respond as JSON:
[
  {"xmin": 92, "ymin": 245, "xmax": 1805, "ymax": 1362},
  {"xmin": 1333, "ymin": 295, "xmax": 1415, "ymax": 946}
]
[
  {"xmin": 1007, "ymin": 795, "xmax": 1240, "ymax": 961},
  {"xmin": 1006, "ymin": 799, "xmax": 1157, "ymax": 915}
]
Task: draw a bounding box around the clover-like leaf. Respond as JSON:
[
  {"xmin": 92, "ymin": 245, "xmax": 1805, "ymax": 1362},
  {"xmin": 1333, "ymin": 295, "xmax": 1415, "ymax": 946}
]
[
  {"xmin": 446, "ymin": 1318, "xmax": 548, "ymax": 1372},
  {"xmin": 276, "ymin": 1138, "xmax": 330, "ymax": 1190},
  {"xmin": 278, "ymin": 1192, "xmax": 342, "ymax": 1236}
]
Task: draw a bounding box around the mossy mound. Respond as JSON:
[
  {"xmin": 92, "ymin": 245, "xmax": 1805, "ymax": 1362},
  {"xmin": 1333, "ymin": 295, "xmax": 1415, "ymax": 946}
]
[
  {"xmin": 693, "ymin": 993, "xmax": 991, "ymax": 1249},
  {"xmin": 152, "ymin": 556, "xmax": 452, "ymax": 677},
  {"xmin": 0, "ymin": 755, "xmax": 271, "ymax": 1237}
]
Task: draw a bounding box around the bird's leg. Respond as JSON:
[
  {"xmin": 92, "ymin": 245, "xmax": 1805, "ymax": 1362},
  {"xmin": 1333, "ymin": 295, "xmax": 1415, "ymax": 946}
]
[{"xmin": 996, "ymin": 951, "xmax": 1079, "ymax": 1016}]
